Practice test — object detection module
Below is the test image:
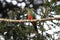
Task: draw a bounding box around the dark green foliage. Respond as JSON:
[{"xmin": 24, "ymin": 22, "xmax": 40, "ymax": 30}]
[{"xmin": 0, "ymin": 0, "xmax": 60, "ymax": 40}]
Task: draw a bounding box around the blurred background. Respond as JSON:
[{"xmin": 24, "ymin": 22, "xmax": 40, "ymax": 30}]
[{"xmin": 0, "ymin": 0, "xmax": 60, "ymax": 40}]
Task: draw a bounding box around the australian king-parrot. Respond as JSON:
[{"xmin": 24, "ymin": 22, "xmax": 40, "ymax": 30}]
[{"xmin": 26, "ymin": 8, "xmax": 38, "ymax": 34}]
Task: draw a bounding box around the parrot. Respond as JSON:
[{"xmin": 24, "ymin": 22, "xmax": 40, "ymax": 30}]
[{"xmin": 26, "ymin": 8, "xmax": 38, "ymax": 34}]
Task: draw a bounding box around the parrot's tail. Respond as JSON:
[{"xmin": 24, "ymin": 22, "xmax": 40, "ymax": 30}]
[{"xmin": 31, "ymin": 22, "xmax": 38, "ymax": 34}]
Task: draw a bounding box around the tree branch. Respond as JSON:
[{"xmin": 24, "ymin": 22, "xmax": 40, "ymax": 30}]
[{"xmin": 0, "ymin": 17, "xmax": 60, "ymax": 22}]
